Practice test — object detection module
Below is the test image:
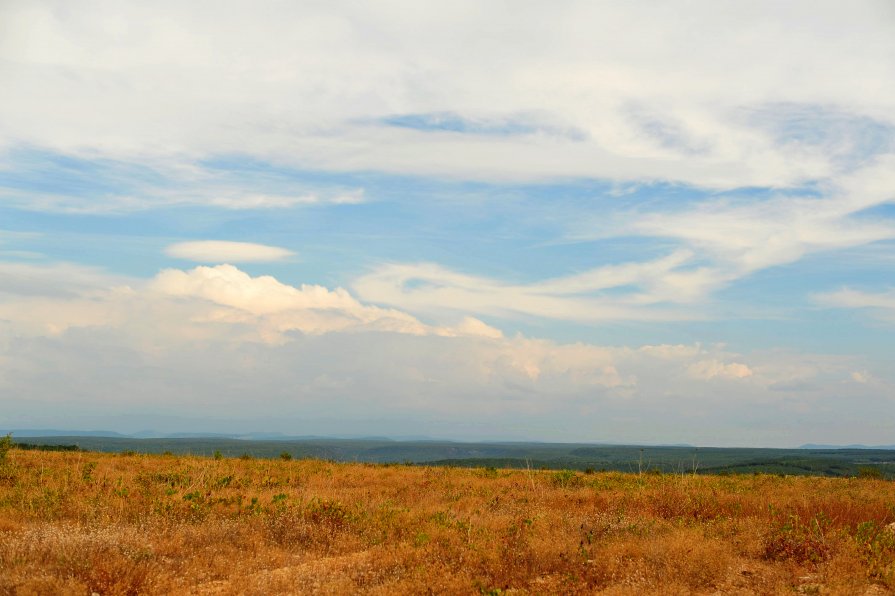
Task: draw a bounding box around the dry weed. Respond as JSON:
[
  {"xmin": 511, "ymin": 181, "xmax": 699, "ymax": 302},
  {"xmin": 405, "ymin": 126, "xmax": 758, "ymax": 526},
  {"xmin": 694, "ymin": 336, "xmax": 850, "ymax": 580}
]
[{"xmin": 0, "ymin": 450, "xmax": 893, "ymax": 594}]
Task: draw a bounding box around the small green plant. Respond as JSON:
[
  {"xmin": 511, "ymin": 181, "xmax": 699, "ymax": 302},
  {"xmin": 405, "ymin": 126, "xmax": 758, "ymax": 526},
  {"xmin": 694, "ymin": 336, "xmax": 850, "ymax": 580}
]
[
  {"xmin": 551, "ymin": 469, "xmax": 580, "ymax": 488},
  {"xmin": 81, "ymin": 461, "xmax": 97, "ymax": 483},
  {"xmin": 764, "ymin": 512, "xmax": 832, "ymax": 563},
  {"xmin": 213, "ymin": 450, "xmax": 223, "ymax": 460},
  {"xmin": 0, "ymin": 433, "xmax": 11, "ymax": 462},
  {"xmin": 413, "ymin": 532, "xmax": 430, "ymax": 547},
  {"xmin": 477, "ymin": 466, "xmax": 499, "ymax": 478},
  {"xmin": 855, "ymin": 521, "xmax": 895, "ymax": 584},
  {"xmin": 305, "ymin": 497, "xmax": 353, "ymax": 528},
  {"xmin": 857, "ymin": 466, "xmax": 883, "ymax": 479},
  {"xmin": 279, "ymin": 451, "xmax": 292, "ymax": 461},
  {"xmin": 247, "ymin": 496, "xmax": 263, "ymax": 515}
]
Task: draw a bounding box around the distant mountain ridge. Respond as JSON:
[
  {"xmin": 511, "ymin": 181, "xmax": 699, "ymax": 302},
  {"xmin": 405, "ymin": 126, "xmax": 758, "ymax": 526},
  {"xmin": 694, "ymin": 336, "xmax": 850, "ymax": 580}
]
[
  {"xmin": 3, "ymin": 429, "xmax": 131, "ymax": 438},
  {"xmin": 2, "ymin": 429, "xmax": 412, "ymax": 441},
  {"xmin": 4, "ymin": 430, "xmax": 893, "ymax": 450},
  {"xmin": 799, "ymin": 443, "xmax": 895, "ymax": 450}
]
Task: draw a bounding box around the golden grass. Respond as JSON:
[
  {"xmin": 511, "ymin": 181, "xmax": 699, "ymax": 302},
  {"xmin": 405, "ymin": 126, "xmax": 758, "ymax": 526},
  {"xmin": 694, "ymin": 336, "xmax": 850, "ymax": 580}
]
[{"xmin": 1, "ymin": 450, "xmax": 893, "ymax": 594}]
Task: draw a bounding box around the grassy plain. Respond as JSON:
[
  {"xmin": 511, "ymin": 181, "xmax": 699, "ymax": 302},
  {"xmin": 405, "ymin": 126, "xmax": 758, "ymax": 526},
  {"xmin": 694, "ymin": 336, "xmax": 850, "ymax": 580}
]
[{"xmin": 1, "ymin": 448, "xmax": 894, "ymax": 594}]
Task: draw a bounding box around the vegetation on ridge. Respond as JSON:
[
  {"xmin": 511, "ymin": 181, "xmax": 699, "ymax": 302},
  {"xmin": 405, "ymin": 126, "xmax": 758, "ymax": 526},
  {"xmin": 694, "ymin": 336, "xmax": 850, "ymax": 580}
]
[{"xmin": 0, "ymin": 448, "xmax": 893, "ymax": 594}]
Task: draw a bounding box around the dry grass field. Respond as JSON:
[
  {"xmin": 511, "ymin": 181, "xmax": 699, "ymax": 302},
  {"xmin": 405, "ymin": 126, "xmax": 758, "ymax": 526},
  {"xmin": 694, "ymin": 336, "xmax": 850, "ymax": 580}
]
[{"xmin": 1, "ymin": 446, "xmax": 894, "ymax": 595}]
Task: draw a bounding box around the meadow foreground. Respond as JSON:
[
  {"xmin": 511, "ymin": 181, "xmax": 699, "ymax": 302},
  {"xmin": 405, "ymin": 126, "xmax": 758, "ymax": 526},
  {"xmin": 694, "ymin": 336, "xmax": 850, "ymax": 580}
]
[{"xmin": 1, "ymin": 449, "xmax": 893, "ymax": 594}]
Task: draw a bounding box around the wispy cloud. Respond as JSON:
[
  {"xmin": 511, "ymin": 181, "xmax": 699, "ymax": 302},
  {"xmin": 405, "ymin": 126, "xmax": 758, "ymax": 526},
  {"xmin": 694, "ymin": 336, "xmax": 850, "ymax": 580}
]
[
  {"xmin": 1, "ymin": 2, "xmax": 893, "ymax": 189},
  {"xmin": 352, "ymin": 251, "xmax": 708, "ymax": 324},
  {"xmin": 815, "ymin": 288, "xmax": 895, "ymax": 323},
  {"xmin": 165, "ymin": 241, "xmax": 295, "ymax": 263},
  {"xmin": 563, "ymin": 158, "xmax": 895, "ymax": 303},
  {"xmin": 0, "ymin": 149, "xmax": 366, "ymax": 213},
  {"xmin": 353, "ymin": 160, "xmax": 895, "ymax": 323}
]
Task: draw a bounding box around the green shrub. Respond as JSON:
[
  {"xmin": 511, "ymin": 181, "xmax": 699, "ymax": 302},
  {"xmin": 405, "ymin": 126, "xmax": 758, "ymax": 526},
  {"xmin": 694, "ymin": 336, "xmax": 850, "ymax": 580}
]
[
  {"xmin": 552, "ymin": 469, "xmax": 584, "ymax": 488},
  {"xmin": 0, "ymin": 433, "xmax": 11, "ymax": 462},
  {"xmin": 81, "ymin": 461, "xmax": 97, "ymax": 483},
  {"xmin": 764, "ymin": 513, "xmax": 832, "ymax": 563},
  {"xmin": 855, "ymin": 521, "xmax": 895, "ymax": 585},
  {"xmin": 858, "ymin": 466, "xmax": 883, "ymax": 479}
]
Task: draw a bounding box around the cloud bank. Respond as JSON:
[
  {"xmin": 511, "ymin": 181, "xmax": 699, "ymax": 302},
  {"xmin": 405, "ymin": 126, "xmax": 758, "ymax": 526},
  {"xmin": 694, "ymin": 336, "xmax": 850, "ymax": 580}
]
[{"xmin": 0, "ymin": 261, "xmax": 889, "ymax": 446}]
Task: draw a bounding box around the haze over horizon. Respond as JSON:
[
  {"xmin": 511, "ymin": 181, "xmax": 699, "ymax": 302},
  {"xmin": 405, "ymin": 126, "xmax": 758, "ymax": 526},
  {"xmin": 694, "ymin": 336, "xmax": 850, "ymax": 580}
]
[{"xmin": 1, "ymin": 1, "xmax": 894, "ymax": 447}]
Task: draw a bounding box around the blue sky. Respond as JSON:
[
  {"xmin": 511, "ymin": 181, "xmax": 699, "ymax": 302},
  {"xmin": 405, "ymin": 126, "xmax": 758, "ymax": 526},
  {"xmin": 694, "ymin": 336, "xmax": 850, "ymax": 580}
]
[{"xmin": 1, "ymin": 1, "xmax": 893, "ymax": 446}]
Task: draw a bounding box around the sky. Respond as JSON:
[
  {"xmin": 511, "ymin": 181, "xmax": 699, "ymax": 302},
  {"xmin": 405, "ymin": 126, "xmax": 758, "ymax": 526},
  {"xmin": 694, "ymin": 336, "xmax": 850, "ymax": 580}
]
[{"xmin": 0, "ymin": 1, "xmax": 893, "ymax": 446}]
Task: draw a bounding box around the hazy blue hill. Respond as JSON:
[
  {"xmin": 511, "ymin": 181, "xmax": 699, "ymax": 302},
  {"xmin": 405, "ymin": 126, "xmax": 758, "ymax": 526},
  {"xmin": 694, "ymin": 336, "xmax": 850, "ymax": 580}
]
[{"xmin": 2, "ymin": 429, "xmax": 129, "ymax": 438}]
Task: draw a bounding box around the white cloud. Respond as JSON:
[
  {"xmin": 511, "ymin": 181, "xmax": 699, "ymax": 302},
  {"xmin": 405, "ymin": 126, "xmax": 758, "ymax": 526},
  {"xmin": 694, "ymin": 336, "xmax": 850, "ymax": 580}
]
[
  {"xmin": 341, "ymin": 152, "xmax": 895, "ymax": 325},
  {"xmin": 553, "ymin": 158, "xmax": 895, "ymax": 306},
  {"xmin": 203, "ymin": 194, "xmax": 328, "ymax": 210},
  {"xmin": 352, "ymin": 252, "xmax": 709, "ymax": 323},
  {"xmin": 1, "ymin": 1, "xmax": 893, "ymax": 191},
  {"xmin": 151, "ymin": 264, "xmax": 430, "ymax": 340},
  {"xmin": 638, "ymin": 344, "xmax": 703, "ymax": 360},
  {"xmin": 165, "ymin": 241, "xmax": 294, "ymax": 263},
  {"xmin": 687, "ymin": 359, "xmax": 753, "ymax": 381},
  {"xmin": 631, "ymin": 158, "xmax": 895, "ymax": 272},
  {"xmin": 816, "ymin": 288, "xmax": 895, "ymax": 311},
  {"xmin": 852, "ymin": 370, "xmax": 871, "ymax": 384},
  {"xmin": 1, "ymin": 1, "xmax": 891, "ymax": 327},
  {"xmin": 815, "ymin": 287, "xmax": 895, "ymax": 323},
  {"xmin": 447, "ymin": 316, "xmax": 503, "ymax": 340},
  {"xmin": 1, "ymin": 260, "xmax": 889, "ymax": 445}
]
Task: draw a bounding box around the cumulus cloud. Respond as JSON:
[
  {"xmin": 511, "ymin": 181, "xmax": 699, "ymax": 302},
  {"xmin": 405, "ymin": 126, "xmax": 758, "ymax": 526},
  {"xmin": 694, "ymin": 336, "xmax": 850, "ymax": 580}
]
[
  {"xmin": 151, "ymin": 264, "xmax": 430, "ymax": 340},
  {"xmin": 687, "ymin": 360, "xmax": 753, "ymax": 381},
  {"xmin": 0, "ymin": 260, "xmax": 889, "ymax": 445},
  {"xmin": 851, "ymin": 371, "xmax": 871, "ymax": 384},
  {"xmin": 165, "ymin": 241, "xmax": 295, "ymax": 263}
]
